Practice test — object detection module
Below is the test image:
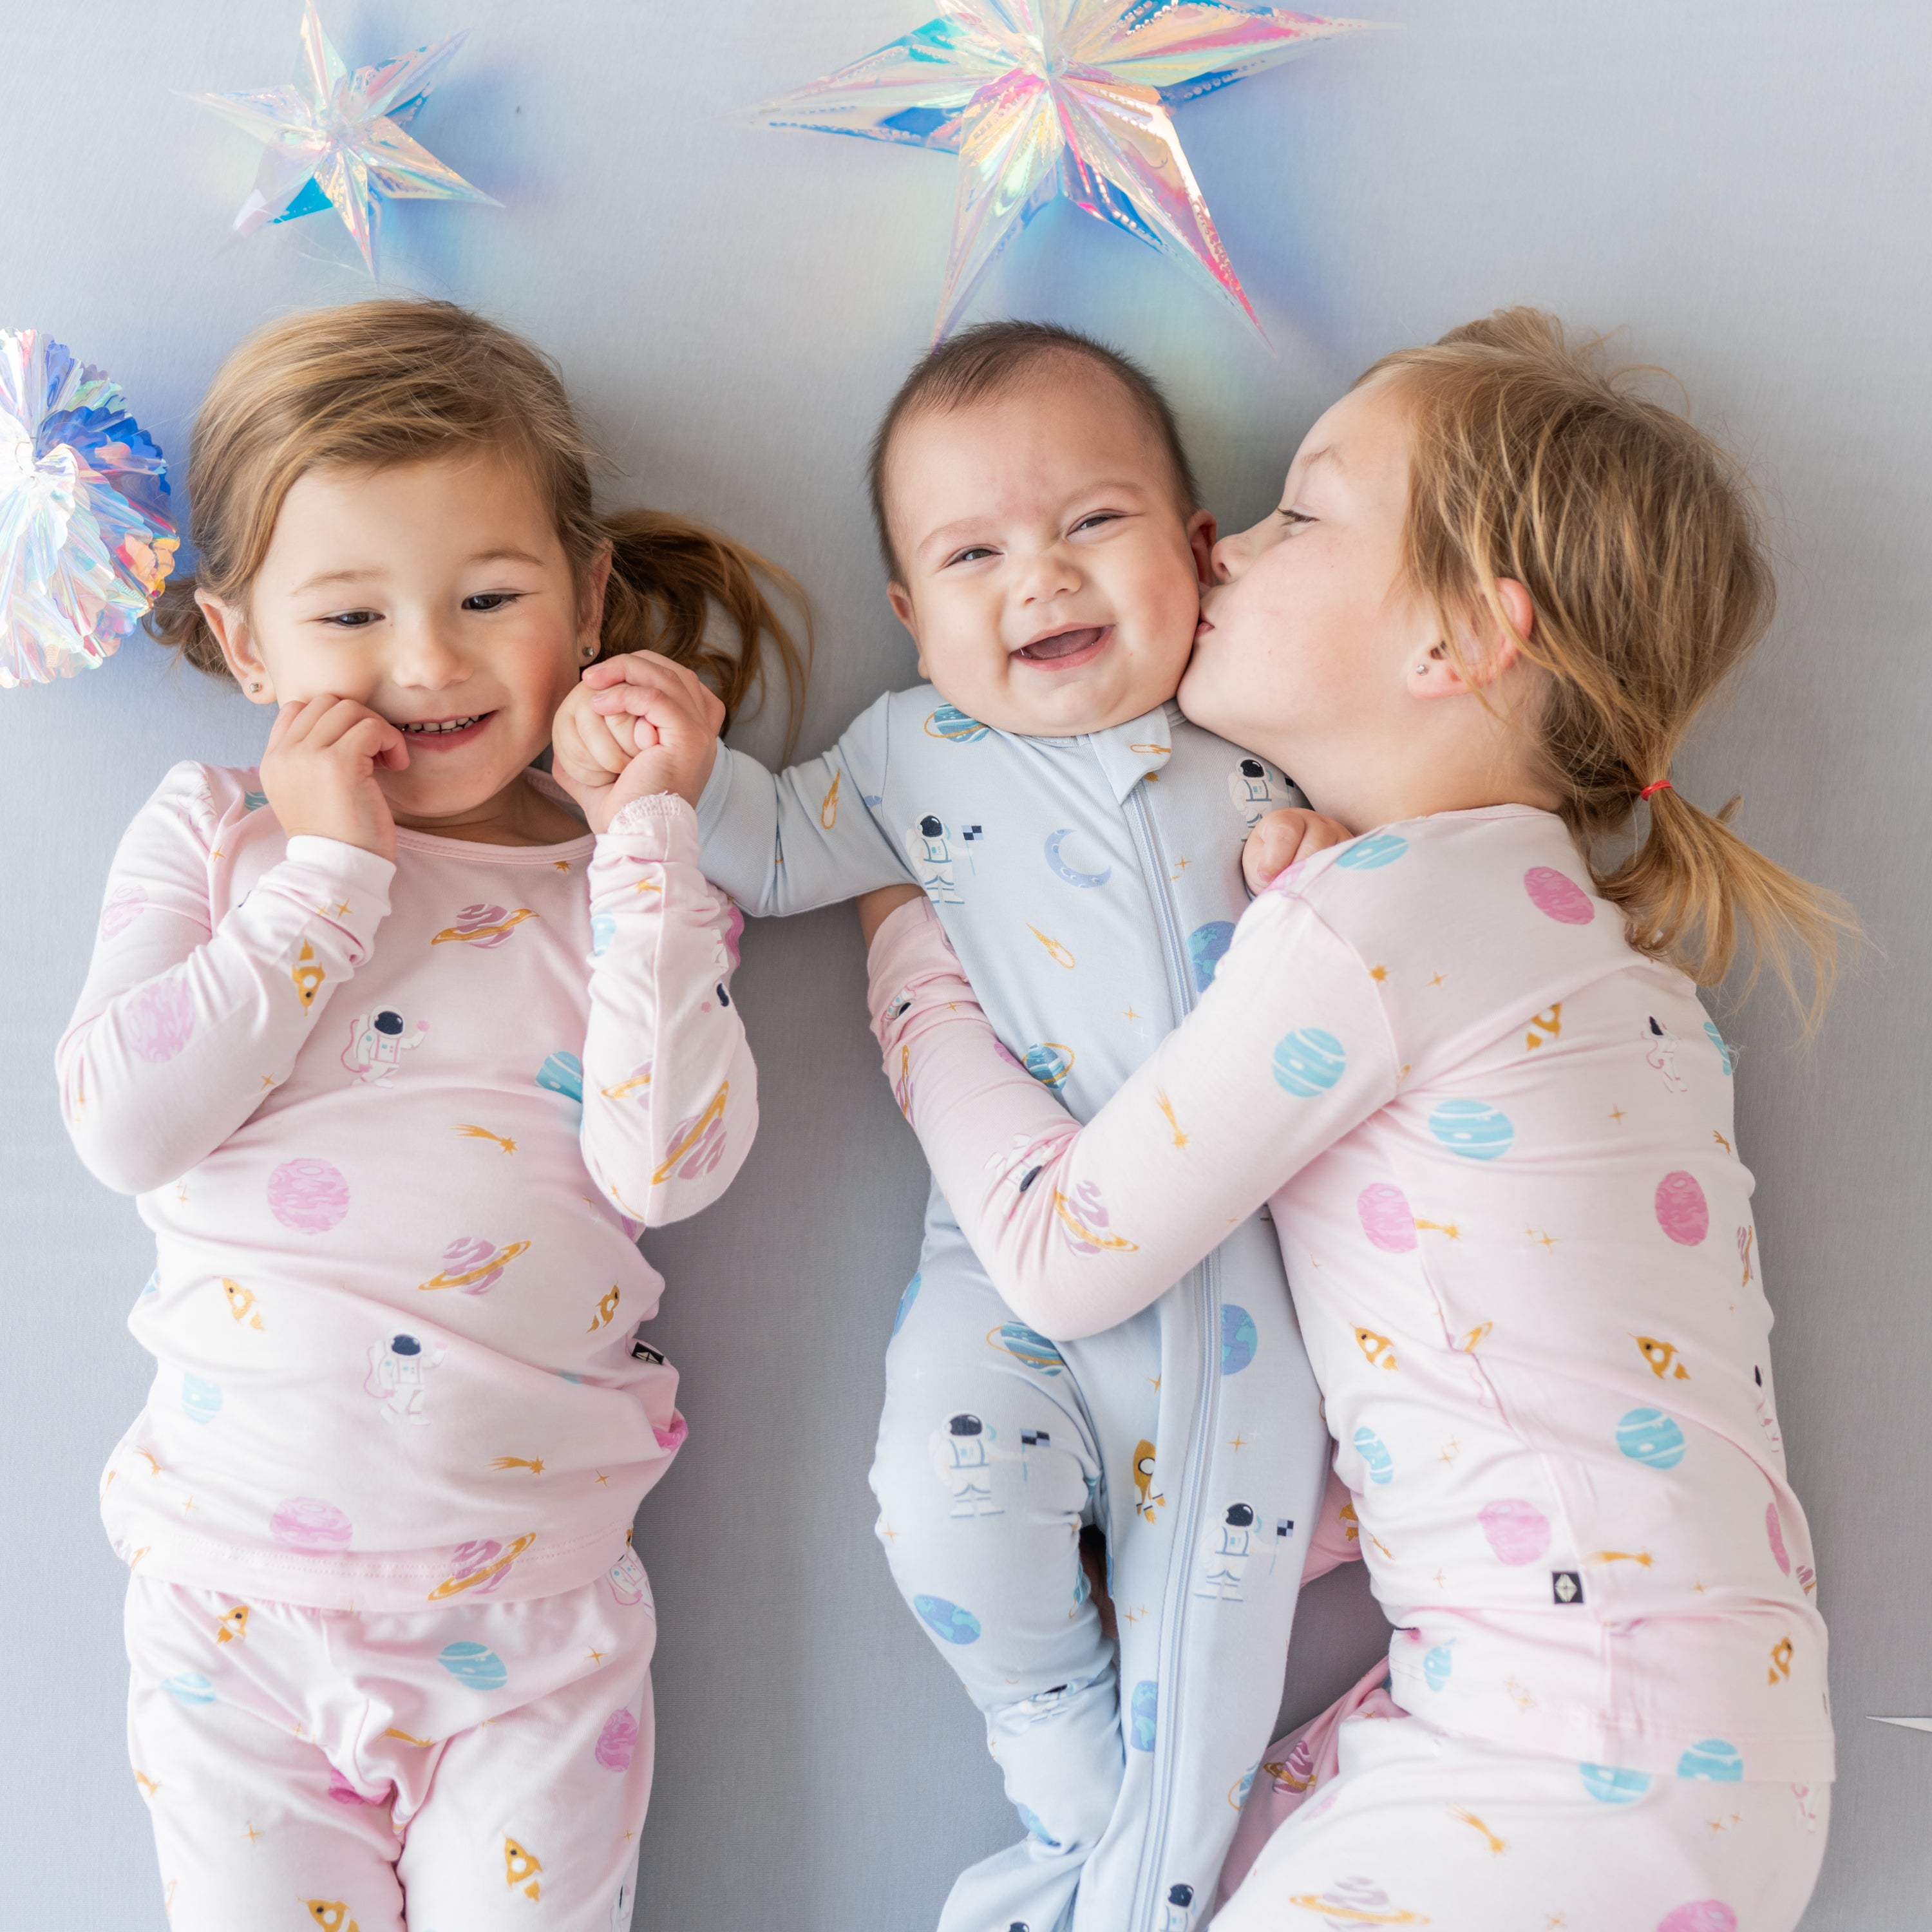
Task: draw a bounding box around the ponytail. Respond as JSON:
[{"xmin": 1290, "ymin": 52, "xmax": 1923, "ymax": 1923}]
[
  {"xmin": 594, "ymin": 509, "xmax": 810, "ymax": 754},
  {"xmin": 1363, "ymin": 307, "xmax": 1856, "ymax": 1032}
]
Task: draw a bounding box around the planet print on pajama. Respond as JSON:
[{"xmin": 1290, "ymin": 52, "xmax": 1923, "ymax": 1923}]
[
  {"xmin": 1654, "ymin": 1170, "xmax": 1710, "ymax": 1245},
  {"xmin": 265, "ymin": 1158, "xmax": 350, "ymax": 1233},
  {"xmin": 914, "ymin": 1596, "xmax": 981, "ymax": 1645},
  {"xmin": 1272, "ymin": 1028, "xmax": 1346, "ymax": 1096},
  {"xmin": 1522, "ymin": 864, "xmax": 1595, "ymax": 924},
  {"xmin": 1356, "ymin": 1182, "xmax": 1417, "ymax": 1253},
  {"xmin": 437, "ymin": 1640, "xmax": 507, "ymax": 1690},
  {"xmin": 125, "ymin": 978, "xmax": 196, "ymax": 1063},
  {"xmin": 180, "ymin": 1374, "xmax": 223, "ymax": 1424},
  {"xmin": 1428, "ymin": 1099, "xmax": 1515, "ymax": 1160},
  {"xmin": 594, "ymin": 1708, "xmax": 638, "ymax": 1770},
  {"xmin": 1220, "ymin": 1305, "xmax": 1257, "ymax": 1374},
  {"xmin": 1656, "ymin": 1905, "xmax": 1738, "ymax": 1932},
  {"xmin": 1617, "ymin": 1408, "xmax": 1687, "ymax": 1470},
  {"xmin": 1477, "ymin": 1498, "xmax": 1551, "ymax": 1565},
  {"xmin": 269, "ymin": 1497, "xmax": 354, "ymax": 1553},
  {"xmin": 1333, "ymin": 830, "xmax": 1408, "ymax": 870}
]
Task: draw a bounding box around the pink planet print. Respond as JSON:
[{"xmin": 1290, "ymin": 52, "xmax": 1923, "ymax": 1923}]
[
  {"xmin": 1523, "ymin": 866, "xmax": 1594, "ymax": 925},
  {"xmin": 1654, "ymin": 1171, "xmax": 1710, "ymax": 1246},
  {"xmin": 450, "ymin": 902, "xmax": 517, "ymax": 948},
  {"xmin": 1765, "ymin": 1501, "xmax": 1791, "ymax": 1576},
  {"xmin": 595, "ymin": 1708, "xmax": 639, "ymax": 1772},
  {"xmin": 126, "ymin": 978, "xmax": 196, "ymax": 1063},
  {"xmin": 654, "ymin": 1414, "xmax": 688, "ymax": 1454},
  {"xmin": 1656, "ymin": 1904, "xmax": 1736, "ymax": 1932},
  {"xmin": 267, "ymin": 1158, "xmax": 350, "ymax": 1233},
  {"xmin": 1356, "ymin": 1182, "xmax": 1418, "ymax": 1254},
  {"xmin": 99, "ymin": 884, "xmax": 147, "ymax": 940},
  {"xmin": 270, "ymin": 1497, "xmax": 353, "ymax": 1553},
  {"xmin": 669, "ymin": 1112, "xmax": 728, "ymax": 1181},
  {"xmin": 1478, "ymin": 1498, "xmax": 1552, "ymax": 1566}
]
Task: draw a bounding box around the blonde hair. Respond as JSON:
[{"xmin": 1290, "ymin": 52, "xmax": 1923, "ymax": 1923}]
[
  {"xmin": 1361, "ymin": 307, "xmax": 1852, "ymax": 1027},
  {"xmin": 148, "ymin": 299, "xmax": 807, "ymax": 747}
]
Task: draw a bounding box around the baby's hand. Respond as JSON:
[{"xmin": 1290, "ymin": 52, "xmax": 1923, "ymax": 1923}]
[
  {"xmin": 259, "ymin": 696, "xmax": 408, "ymax": 862},
  {"xmin": 551, "ymin": 652, "xmax": 724, "ymax": 833},
  {"xmin": 1240, "ymin": 807, "xmax": 1355, "ymax": 896}
]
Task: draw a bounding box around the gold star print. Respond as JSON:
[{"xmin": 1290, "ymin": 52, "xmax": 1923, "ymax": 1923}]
[
  {"xmin": 1713, "ymin": 1129, "xmax": 1732, "ymax": 1153},
  {"xmin": 1430, "ymin": 1570, "xmax": 1447, "ymax": 1587},
  {"xmin": 553, "ymin": 860, "xmax": 571, "ymax": 872},
  {"xmin": 880, "ymin": 1521, "xmax": 898, "ymax": 1544},
  {"xmin": 210, "ymin": 848, "xmax": 223, "ymax": 861},
  {"xmin": 1525, "ymin": 1229, "xmax": 1558, "ymax": 1251},
  {"xmin": 1370, "ymin": 963, "xmax": 1388, "ymax": 982},
  {"xmin": 1122, "ymin": 1604, "xmax": 1148, "ymax": 1627},
  {"xmin": 1608, "ymin": 1104, "xmax": 1627, "ymax": 1124},
  {"xmin": 1122, "ymin": 1005, "xmax": 1142, "ymax": 1023},
  {"xmin": 1503, "ymin": 1676, "xmax": 1533, "ymax": 1712},
  {"xmin": 1170, "ymin": 857, "xmax": 1190, "ymax": 875},
  {"xmin": 261, "ymin": 1075, "xmax": 274, "ymax": 1089},
  {"xmin": 1148, "ymin": 1374, "xmax": 1162, "ymax": 1391},
  {"xmin": 1546, "ymin": 1918, "xmax": 1567, "ymax": 1929},
  {"xmin": 1438, "ymin": 1437, "xmax": 1461, "ymax": 1466},
  {"xmin": 634, "ymin": 879, "xmax": 662, "ymax": 894},
  {"xmin": 335, "ymin": 900, "xmax": 351, "ymax": 917},
  {"xmin": 594, "ymin": 1470, "xmax": 609, "ymax": 1487},
  {"xmin": 242, "ymin": 1822, "xmax": 261, "ymax": 1846},
  {"xmin": 1229, "ymin": 1432, "xmax": 1249, "ymax": 1452},
  {"xmin": 1705, "ymin": 1817, "xmax": 1729, "ymax": 1835},
  {"xmin": 587, "ymin": 1647, "xmax": 606, "ymax": 1666},
  {"xmin": 1427, "ymin": 972, "xmax": 1446, "ymax": 989}
]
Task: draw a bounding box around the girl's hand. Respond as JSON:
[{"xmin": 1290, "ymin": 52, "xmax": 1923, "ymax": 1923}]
[
  {"xmin": 1240, "ymin": 807, "xmax": 1356, "ymax": 896},
  {"xmin": 552, "ymin": 652, "xmax": 724, "ymax": 834},
  {"xmin": 259, "ymin": 697, "xmax": 408, "ymax": 862},
  {"xmin": 857, "ymin": 883, "xmax": 924, "ymax": 949}
]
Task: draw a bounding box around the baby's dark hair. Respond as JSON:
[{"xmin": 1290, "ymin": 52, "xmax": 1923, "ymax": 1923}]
[{"xmin": 866, "ymin": 319, "xmax": 1200, "ymax": 582}]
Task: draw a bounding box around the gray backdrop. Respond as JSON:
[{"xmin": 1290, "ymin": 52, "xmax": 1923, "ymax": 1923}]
[{"xmin": 3, "ymin": 3, "xmax": 1925, "ymax": 1926}]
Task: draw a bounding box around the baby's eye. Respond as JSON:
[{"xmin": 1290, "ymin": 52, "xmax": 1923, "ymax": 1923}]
[
  {"xmin": 1072, "ymin": 512, "xmax": 1122, "ymax": 534},
  {"xmin": 323, "ymin": 609, "xmax": 381, "ymax": 629},
  {"xmin": 945, "ymin": 547, "xmax": 997, "ymax": 567},
  {"xmin": 462, "ymin": 591, "xmax": 522, "ymax": 612}
]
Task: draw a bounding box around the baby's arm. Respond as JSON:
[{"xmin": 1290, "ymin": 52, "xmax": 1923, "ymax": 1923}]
[
  {"xmin": 57, "ymin": 762, "xmax": 392, "ymax": 1195},
  {"xmin": 866, "ymin": 891, "xmax": 1399, "ymax": 1340}
]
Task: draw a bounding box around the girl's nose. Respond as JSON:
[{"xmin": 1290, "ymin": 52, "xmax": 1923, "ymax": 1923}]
[
  {"xmin": 1209, "ymin": 530, "xmax": 1250, "ymax": 585},
  {"xmin": 390, "ymin": 622, "xmax": 468, "ymax": 689}
]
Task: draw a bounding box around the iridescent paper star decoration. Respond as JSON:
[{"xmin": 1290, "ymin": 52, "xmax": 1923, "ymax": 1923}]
[
  {"xmin": 765, "ymin": 1, "xmax": 1376, "ymax": 339},
  {"xmin": 196, "ymin": 0, "xmax": 496, "ymax": 279},
  {"xmin": 1, "ymin": 332, "xmax": 178, "ymax": 689}
]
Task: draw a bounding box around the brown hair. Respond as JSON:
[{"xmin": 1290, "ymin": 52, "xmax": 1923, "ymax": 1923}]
[
  {"xmin": 1361, "ymin": 307, "xmax": 1852, "ymax": 1025},
  {"xmin": 866, "ymin": 319, "xmax": 1200, "ymax": 582},
  {"xmin": 148, "ymin": 299, "xmax": 807, "ymax": 747}
]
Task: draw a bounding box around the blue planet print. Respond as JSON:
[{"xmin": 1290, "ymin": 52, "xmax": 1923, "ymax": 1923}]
[
  {"xmin": 1017, "ymin": 1804, "xmax": 1060, "ymax": 1846},
  {"xmin": 1676, "ymin": 1739, "xmax": 1744, "ymax": 1782},
  {"xmin": 1334, "ymin": 830, "xmax": 1408, "ymax": 871},
  {"xmin": 1422, "ymin": 1643, "xmax": 1454, "ymax": 1692},
  {"xmin": 1703, "ymin": 1020, "xmax": 1734, "ymax": 1075},
  {"xmin": 1130, "ymin": 1680, "xmax": 1158, "ymax": 1751},
  {"xmin": 891, "ymin": 1273, "xmax": 922, "ymax": 1339},
  {"xmin": 1220, "ymin": 1304, "xmax": 1258, "ymax": 1376},
  {"xmin": 1023, "ymin": 1042, "xmax": 1074, "ymax": 1088},
  {"xmin": 163, "ymin": 1672, "xmax": 215, "ymax": 1706},
  {"xmin": 181, "ymin": 1374, "xmax": 223, "ymax": 1425},
  {"xmin": 589, "ymin": 913, "xmax": 615, "ymax": 958},
  {"xmin": 242, "ymin": 789, "xmax": 268, "ymax": 811},
  {"xmin": 1044, "ymin": 828, "xmax": 1112, "ymax": 889},
  {"xmin": 927, "ymin": 703, "xmax": 990, "ymax": 744},
  {"xmin": 1188, "ymin": 920, "xmax": 1235, "ymax": 991},
  {"xmin": 1273, "ymin": 1028, "xmax": 1346, "ymax": 1097},
  {"xmin": 1428, "ymin": 1099, "xmax": 1515, "ymax": 1160},
  {"xmin": 1579, "ymin": 1763, "xmax": 1653, "ymax": 1804},
  {"xmin": 914, "ymin": 1596, "xmax": 981, "ymax": 1645},
  {"xmin": 991, "ymin": 1322, "xmax": 1066, "ymax": 1376},
  {"xmin": 1354, "ymin": 1426, "xmax": 1395, "ymax": 1486},
  {"xmin": 1231, "ymin": 1761, "xmax": 1259, "ymax": 1808},
  {"xmin": 1616, "ymin": 1407, "xmax": 1686, "ymax": 1471},
  {"xmin": 536, "ymin": 1050, "xmax": 583, "ymax": 1106},
  {"xmin": 437, "ymin": 1641, "xmax": 508, "ymax": 1690}
]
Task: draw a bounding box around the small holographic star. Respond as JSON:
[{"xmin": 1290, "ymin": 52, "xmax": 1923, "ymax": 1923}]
[
  {"xmin": 765, "ymin": 1, "xmax": 1377, "ymax": 339},
  {"xmin": 196, "ymin": 0, "xmax": 496, "ymax": 279}
]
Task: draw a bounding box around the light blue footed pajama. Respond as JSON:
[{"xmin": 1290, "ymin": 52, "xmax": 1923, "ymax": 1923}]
[{"xmin": 695, "ymin": 689, "xmax": 1331, "ymax": 1932}]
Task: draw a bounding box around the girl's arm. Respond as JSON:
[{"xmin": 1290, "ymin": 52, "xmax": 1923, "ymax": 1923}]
[
  {"xmin": 56, "ymin": 762, "xmax": 392, "ymax": 1195},
  {"xmin": 867, "ymin": 891, "xmax": 1401, "ymax": 1340},
  {"xmin": 579, "ymin": 794, "xmax": 757, "ymax": 1227}
]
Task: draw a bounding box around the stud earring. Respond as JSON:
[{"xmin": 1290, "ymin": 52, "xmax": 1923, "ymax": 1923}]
[
  {"xmin": 1414, "ymin": 663, "xmax": 1429, "ymax": 676},
  {"xmin": 248, "ymin": 680, "xmax": 263, "ymax": 693}
]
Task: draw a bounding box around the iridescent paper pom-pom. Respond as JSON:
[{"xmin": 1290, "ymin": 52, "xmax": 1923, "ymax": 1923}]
[{"xmin": 1, "ymin": 330, "xmax": 178, "ymax": 688}]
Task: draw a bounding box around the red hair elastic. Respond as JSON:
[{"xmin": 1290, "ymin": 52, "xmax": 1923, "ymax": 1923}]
[{"xmin": 1639, "ymin": 779, "xmax": 1674, "ymax": 801}]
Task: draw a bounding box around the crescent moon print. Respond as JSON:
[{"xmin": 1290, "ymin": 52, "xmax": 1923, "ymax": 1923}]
[{"xmin": 1043, "ymin": 828, "xmax": 1112, "ymax": 889}]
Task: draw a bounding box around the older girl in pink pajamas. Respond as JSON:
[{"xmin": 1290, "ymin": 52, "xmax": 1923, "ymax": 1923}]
[
  {"xmin": 59, "ymin": 301, "xmax": 799, "ymax": 1931},
  {"xmin": 860, "ymin": 309, "xmax": 1846, "ymax": 1931}
]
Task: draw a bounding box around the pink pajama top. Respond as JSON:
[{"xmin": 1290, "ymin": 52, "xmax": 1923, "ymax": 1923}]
[
  {"xmin": 868, "ymin": 806, "xmax": 1833, "ymax": 1785},
  {"xmin": 60, "ymin": 761, "xmax": 754, "ymax": 1612}
]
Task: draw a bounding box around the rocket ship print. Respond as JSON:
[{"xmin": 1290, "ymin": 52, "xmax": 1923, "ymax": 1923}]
[
  {"xmin": 504, "ymin": 1835, "xmax": 543, "ymax": 1900},
  {"xmin": 222, "ymin": 1279, "xmax": 264, "ymax": 1330},
  {"xmin": 1768, "ymin": 1636, "xmax": 1794, "ymax": 1684},
  {"xmin": 587, "ymin": 1285, "xmax": 622, "ymax": 1332},
  {"xmin": 1354, "ymin": 1329, "xmax": 1399, "ymax": 1372},
  {"xmin": 305, "ymin": 1906, "xmax": 361, "ymax": 1932},
  {"xmin": 290, "ymin": 940, "xmax": 325, "ymax": 1010},
  {"xmin": 1634, "ymin": 1335, "xmax": 1690, "ymax": 1380},
  {"xmin": 214, "ymin": 1604, "xmax": 250, "ymax": 1645},
  {"xmin": 1133, "ymin": 1441, "xmax": 1165, "ymax": 1524}
]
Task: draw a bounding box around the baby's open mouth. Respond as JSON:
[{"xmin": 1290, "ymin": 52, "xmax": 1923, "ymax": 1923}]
[
  {"xmin": 393, "ymin": 712, "xmax": 495, "ymax": 748},
  {"xmin": 1013, "ymin": 625, "xmax": 1110, "ymax": 665}
]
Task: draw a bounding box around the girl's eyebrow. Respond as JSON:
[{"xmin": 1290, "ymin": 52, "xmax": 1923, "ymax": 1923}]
[{"xmin": 292, "ymin": 565, "xmax": 383, "ymax": 594}]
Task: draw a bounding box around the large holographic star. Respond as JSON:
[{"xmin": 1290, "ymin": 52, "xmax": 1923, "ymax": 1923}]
[
  {"xmin": 196, "ymin": 1, "xmax": 496, "ymax": 279},
  {"xmin": 766, "ymin": 1, "xmax": 1376, "ymax": 339}
]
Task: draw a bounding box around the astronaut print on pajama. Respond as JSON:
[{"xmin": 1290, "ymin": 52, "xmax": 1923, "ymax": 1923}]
[{"xmin": 696, "ymin": 687, "xmax": 1332, "ymax": 1932}]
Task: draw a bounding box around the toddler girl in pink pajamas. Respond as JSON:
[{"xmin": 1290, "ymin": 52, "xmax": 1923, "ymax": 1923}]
[
  {"xmin": 859, "ymin": 310, "xmax": 1848, "ymax": 1930},
  {"xmin": 59, "ymin": 301, "xmax": 800, "ymax": 1931}
]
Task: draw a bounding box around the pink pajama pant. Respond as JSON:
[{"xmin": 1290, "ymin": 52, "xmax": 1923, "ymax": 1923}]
[
  {"xmin": 125, "ymin": 1566, "xmax": 655, "ymax": 1931},
  {"xmin": 1215, "ymin": 1662, "xmax": 1830, "ymax": 1931}
]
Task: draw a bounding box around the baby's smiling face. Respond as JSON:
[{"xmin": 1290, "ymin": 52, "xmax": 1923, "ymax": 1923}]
[{"xmin": 882, "ymin": 362, "xmax": 1215, "ymax": 738}]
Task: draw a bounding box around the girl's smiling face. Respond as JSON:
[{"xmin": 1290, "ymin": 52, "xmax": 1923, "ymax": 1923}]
[
  {"xmin": 202, "ymin": 451, "xmax": 606, "ymax": 837},
  {"xmin": 1180, "ymin": 375, "xmax": 1442, "ymax": 828}
]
